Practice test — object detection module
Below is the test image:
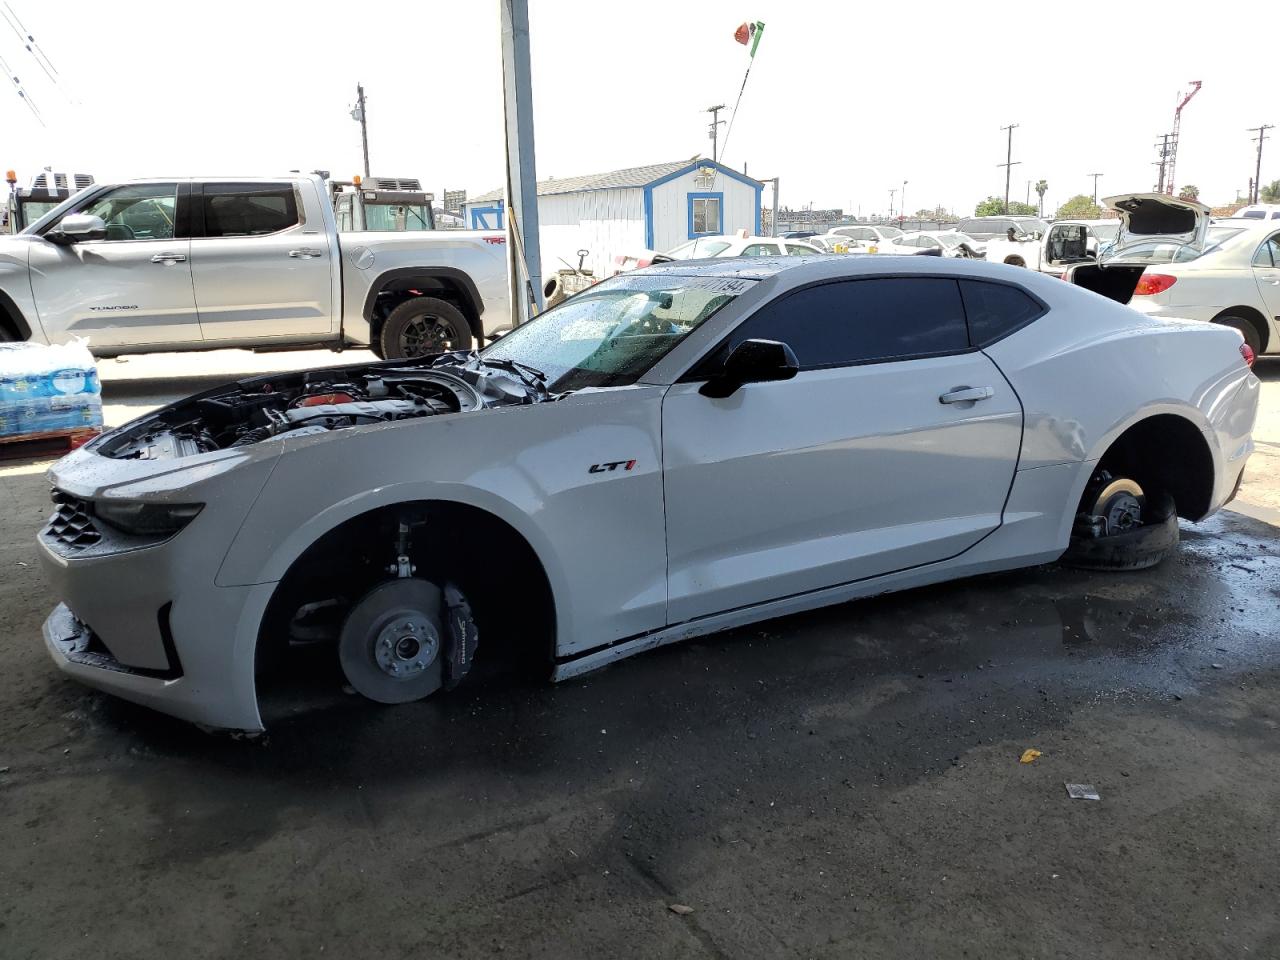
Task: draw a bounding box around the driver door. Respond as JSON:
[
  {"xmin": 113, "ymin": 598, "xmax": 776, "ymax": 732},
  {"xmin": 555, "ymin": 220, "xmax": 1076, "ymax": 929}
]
[
  {"xmin": 28, "ymin": 182, "xmax": 200, "ymax": 348},
  {"xmin": 661, "ymin": 276, "xmax": 1023, "ymax": 624}
]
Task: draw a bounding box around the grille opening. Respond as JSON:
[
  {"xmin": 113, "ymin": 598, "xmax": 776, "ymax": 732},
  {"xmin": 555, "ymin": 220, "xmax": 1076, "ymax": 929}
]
[{"xmin": 46, "ymin": 489, "xmax": 101, "ymax": 548}]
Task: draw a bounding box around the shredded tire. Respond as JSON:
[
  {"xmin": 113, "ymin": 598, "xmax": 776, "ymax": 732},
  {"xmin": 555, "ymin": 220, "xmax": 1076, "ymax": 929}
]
[{"xmin": 1060, "ymin": 494, "xmax": 1179, "ymax": 571}]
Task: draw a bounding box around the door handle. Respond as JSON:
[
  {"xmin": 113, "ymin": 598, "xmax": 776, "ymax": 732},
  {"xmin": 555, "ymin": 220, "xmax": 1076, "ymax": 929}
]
[
  {"xmin": 939, "ymin": 385, "xmax": 994, "ymax": 404},
  {"xmin": 151, "ymin": 253, "xmax": 187, "ymax": 264},
  {"xmin": 289, "ymin": 248, "xmax": 323, "ymax": 258}
]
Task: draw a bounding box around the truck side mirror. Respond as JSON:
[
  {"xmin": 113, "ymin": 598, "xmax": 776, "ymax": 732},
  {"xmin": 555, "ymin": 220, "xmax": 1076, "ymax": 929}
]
[{"xmin": 48, "ymin": 214, "xmax": 108, "ymax": 245}]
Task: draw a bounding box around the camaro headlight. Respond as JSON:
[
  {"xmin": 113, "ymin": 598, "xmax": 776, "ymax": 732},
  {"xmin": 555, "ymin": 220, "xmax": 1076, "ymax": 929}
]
[{"xmin": 92, "ymin": 500, "xmax": 204, "ymax": 537}]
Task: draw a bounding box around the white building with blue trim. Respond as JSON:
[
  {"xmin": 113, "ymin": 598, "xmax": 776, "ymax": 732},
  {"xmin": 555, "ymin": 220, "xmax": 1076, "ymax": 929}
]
[{"xmin": 462, "ymin": 159, "xmax": 762, "ymax": 277}]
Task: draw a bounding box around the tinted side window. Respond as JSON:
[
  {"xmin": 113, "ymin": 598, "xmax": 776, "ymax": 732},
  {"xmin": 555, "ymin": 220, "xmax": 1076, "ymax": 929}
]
[
  {"xmin": 717, "ymin": 278, "xmax": 968, "ymax": 370},
  {"xmin": 202, "ymin": 182, "xmax": 298, "ymax": 237},
  {"xmin": 959, "ymin": 279, "xmax": 1045, "ymax": 346}
]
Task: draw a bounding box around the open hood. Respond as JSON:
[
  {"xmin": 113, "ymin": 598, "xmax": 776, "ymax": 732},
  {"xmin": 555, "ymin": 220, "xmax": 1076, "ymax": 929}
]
[{"xmin": 1100, "ymin": 193, "xmax": 1210, "ymax": 264}]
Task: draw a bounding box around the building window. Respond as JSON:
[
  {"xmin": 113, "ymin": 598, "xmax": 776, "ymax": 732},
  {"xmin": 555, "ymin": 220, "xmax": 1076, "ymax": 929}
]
[{"xmin": 689, "ymin": 192, "xmax": 723, "ymax": 238}]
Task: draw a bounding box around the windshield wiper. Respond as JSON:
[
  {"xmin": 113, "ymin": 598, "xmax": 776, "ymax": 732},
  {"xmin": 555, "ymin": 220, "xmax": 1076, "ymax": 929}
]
[{"xmin": 476, "ymin": 357, "xmax": 548, "ymax": 392}]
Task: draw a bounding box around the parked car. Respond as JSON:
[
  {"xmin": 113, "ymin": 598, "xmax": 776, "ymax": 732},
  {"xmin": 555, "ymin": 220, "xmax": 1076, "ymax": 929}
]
[
  {"xmin": 985, "ymin": 219, "xmax": 1122, "ymax": 273},
  {"xmin": 954, "ymin": 216, "xmax": 1049, "ymax": 241},
  {"xmin": 828, "ymin": 224, "xmax": 905, "ymax": 248},
  {"xmin": 659, "ymin": 234, "xmax": 823, "ymax": 260},
  {"xmin": 1067, "ymin": 193, "xmax": 1280, "ymax": 357},
  {"xmin": 1232, "ymin": 204, "xmax": 1280, "ymax": 221},
  {"xmin": 780, "ymin": 230, "xmax": 819, "ymax": 239},
  {"xmin": 896, "ymin": 231, "xmax": 986, "ymax": 258},
  {"xmin": 38, "ymin": 255, "xmax": 1257, "ymax": 731},
  {"xmin": 805, "ymin": 235, "xmax": 849, "ymax": 253},
  {"xmin": 0, "ymin": 175, "xmax": 510, "ymax": 359}
]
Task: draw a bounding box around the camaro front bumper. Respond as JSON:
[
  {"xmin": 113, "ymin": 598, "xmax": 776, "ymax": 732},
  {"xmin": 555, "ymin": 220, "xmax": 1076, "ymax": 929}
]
[{"xmin": 37, "ymin": 524, "xmax": 277, "ymax": 733}]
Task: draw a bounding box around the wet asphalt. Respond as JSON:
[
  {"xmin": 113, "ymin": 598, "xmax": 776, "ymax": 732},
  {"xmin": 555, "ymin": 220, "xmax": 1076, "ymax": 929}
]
[{"xmin": 1, "ymin": 354, "xmax": 1278, "ymax": 959}]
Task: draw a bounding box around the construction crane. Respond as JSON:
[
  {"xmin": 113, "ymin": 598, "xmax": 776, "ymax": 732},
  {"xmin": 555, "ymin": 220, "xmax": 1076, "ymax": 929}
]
[{"xmin": 1163, "ymin": 80, "xmax": 1202, "ymax": 196}]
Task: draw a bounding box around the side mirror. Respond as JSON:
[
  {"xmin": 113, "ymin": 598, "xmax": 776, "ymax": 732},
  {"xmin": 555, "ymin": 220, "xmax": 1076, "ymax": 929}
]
[
  {"xmin": 48, "ymin": 214, "xmax": 107, "ymax": 245},
  {"xmin": 700, "ymin": 338, "xmax": 799, "ymax": 398}
]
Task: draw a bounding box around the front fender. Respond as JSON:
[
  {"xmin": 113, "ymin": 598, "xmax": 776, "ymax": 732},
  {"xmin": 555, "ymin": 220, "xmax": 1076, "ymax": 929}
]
[
  {"xmin": 216, "ymin": 478, "xmax": 572, "ymax": 626},
  {"xmin": 215, "ymin": 390, "xmax": 669, "ymax": 655}
]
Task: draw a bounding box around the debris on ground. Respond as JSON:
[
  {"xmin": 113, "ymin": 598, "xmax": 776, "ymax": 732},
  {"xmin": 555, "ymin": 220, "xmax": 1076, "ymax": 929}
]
[
  {"xmin": 1065, "ymin": 783, "xmax": 1101, "ymax": 800},
  {"xmin": 668, "ymin": 903, "xmax": 694, "ymax": 916},
  {"xmin": 1020, "ymin": 748, "xmax": 1042, "ymax": 764}
]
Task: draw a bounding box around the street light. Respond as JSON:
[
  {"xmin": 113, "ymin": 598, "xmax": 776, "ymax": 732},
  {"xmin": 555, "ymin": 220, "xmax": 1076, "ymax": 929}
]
[{"xmin": 901, "ymin": 180, "xmax": 908, "ymax": 228}]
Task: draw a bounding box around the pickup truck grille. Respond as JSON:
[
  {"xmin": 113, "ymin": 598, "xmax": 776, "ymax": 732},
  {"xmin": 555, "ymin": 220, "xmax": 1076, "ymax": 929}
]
[{"xmin": 46, "ymin": 489, "xmax": 102, "ymax": 548}]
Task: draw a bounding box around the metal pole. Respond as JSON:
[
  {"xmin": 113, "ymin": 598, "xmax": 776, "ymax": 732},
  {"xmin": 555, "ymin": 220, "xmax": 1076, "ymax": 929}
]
[
  {"xmin": 1089, "ymin": 172, "xmax": 1103, "ymax": 204},
  {"xmin": 901, "ymin": 180, "xmax": 907, "ymax": 227},
  {"xmin": 356, "ymin": 83, "xmax": 370, "ymax": 179},
  {"xmin": 500, "ymin": 0, "xmax": 543, "ymax": 324}
]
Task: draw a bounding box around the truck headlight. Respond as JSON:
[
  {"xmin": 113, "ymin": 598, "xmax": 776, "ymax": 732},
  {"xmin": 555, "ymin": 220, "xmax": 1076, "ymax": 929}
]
[{"xmin": 92, "ymin": 500, "xmax": 204, "ymax": 537}]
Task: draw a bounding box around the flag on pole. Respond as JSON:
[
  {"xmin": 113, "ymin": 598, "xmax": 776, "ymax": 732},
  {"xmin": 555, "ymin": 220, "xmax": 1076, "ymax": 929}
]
[{"xmin": 733, "ymin": 20, "xmax": 765, "ymax": 57}]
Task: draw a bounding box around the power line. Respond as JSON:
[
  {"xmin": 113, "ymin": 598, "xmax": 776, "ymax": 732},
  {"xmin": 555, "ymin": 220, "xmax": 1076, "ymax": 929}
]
[
  {"xmin": 0, "ymin": 49, "xmax": 43, "ymax": 124},
  {"xmin": 1, "ymin": 2, "xmax": 57, "ymax": 82}
]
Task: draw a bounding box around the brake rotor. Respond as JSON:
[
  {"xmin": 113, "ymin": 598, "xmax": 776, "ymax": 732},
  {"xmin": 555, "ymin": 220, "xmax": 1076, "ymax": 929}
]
[
  {"xmin": 339, "ymin": 579, "xmax": 445, "ymax": 704},
  {"xmin": 1088, "ymin": 477, "xmax": 1146, "ymax": 536}
]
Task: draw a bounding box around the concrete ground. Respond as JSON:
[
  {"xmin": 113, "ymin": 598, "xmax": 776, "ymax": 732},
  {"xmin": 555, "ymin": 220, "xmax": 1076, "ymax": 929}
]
[{"xmin": 1, "ymin": 350, "xmax": 1278, "ymax": 959}]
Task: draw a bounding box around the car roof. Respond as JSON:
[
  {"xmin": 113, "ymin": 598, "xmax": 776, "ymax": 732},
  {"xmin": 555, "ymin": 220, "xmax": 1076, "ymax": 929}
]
[{"xmin": 637, "ymin": 253, "xmax": 1062, "ymax": 287}]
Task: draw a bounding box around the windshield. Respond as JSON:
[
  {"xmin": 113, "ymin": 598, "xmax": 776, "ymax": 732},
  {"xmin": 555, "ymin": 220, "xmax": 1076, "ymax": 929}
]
[
  {"xmin": 665, "ymin": 238, "xmax": 732, "ymax": 259},
  {"xmin": 933, "ymin": 233, "xmax": 962, "ymax": 248},
  {"xmin": 879, "ymin": 226, "xmax": 903, "ymax": 239},
  {"xmin": 364, "ymin": 203, "xmax": 433, "ymax": 231},
  {"xmin": 478, "ymin": 274, "xmax": 753, "ymax": 391},
  {"xmin": 1091, "ymin": 224, "xmax": 1120, "ymax": 241},
  {"xmin": 14, "ymin": 199, "xmax": 62, "ymax": 229}
]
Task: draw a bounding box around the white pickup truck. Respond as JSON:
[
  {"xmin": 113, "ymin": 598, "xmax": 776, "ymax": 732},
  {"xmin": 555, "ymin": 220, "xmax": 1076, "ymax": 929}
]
[
  {"xmin": 0, "ymin": 175, "xmax": 510, "ymax": 359},
  {"xmin": 983, "ymin": 219, "xmax": 1122, "ymax": 274}
]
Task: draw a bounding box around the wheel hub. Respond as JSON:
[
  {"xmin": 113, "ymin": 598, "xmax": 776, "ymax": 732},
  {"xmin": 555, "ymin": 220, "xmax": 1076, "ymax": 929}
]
[
  {"xmin": 373, "ymin": 615, "xmax": 440, "ymax": 679},
  {"xmin": 1100, "ymin": 491, "xmax": 1143, "ymax": 535},
  {"xmin": 402, "ymin": 315, "xmax": 455, "ymax": 357}
]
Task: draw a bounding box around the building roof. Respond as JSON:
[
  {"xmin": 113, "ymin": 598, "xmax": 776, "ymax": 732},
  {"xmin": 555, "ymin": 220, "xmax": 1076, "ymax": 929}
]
[{"xmin": 469, "ymin": 159, "xmax": 759, "ymax": 204}]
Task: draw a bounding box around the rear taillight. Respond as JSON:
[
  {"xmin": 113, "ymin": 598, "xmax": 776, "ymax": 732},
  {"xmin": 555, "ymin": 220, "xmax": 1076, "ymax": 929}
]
[
  {"xmin": 1133, "ymin": 273, "xmax": 1177, "ymax": 296},
  {"xmin": 1240, "ymin": 342, "xmax": 1255, "ymax": 367}
]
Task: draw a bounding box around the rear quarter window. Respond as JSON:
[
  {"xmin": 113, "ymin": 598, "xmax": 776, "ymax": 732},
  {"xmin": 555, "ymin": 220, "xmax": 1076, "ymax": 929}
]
[{"xmin": 959, "ymin": 279, "xmax": 1046, "ymax": 346}]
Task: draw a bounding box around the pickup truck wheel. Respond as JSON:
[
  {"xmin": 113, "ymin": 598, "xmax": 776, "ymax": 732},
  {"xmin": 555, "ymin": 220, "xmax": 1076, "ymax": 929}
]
[
  {"xmin": 1215, "ymin": 316, "xmax": 1262, "ymax": 356},
  {"xmin": 380, "ymin": 297, "xmax": 473, "ymax": 360}
]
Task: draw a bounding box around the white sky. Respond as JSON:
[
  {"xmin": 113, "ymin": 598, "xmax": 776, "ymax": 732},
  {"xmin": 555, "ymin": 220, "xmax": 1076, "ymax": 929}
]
[{"xmin": 2, "ymin": 0, "xmax": 1274, "ymax": 218}]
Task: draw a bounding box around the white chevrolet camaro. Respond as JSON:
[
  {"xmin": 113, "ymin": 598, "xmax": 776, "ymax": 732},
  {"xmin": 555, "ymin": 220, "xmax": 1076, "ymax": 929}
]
[{"xmin": 38, "ymin": 256, "xmax": 1260, "ymax": 732}]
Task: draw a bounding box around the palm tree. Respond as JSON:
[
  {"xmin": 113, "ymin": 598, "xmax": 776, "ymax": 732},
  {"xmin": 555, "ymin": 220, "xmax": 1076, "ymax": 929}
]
[
  {"xmin": 1261, "ymin": 180, "xmax": 1280, "ymax": 203},
  {"xmin": 1034, "ymin": 180, "xmax": 1048, "ymax": 217},
  {"xmin": 1178, "ymin": 184, "xmax": 1200, "ymax": 201}
]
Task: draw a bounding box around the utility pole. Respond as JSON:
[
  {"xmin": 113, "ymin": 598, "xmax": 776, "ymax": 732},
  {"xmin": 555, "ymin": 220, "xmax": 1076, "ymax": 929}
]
[
  {"xmin": 1088, "ymin": 172, "xmax": 1103, "ymax": 204},
  {"xmin": 888, "ymin": 188, "xmax": 897, "ymax": 221},
  {"xmin": 999, "ymin": 123, "xmax": 1020, "ymax": 214},
  {"xmin": 1248, "ymin": 124, "xmax": 1274, "ymax": 203},
  {"xmin": 499, "ymin": 0, "xmax": 543, "ymax": 322},
  {"xmin": 351, "ymin": 83, "xmax": 371, "ymax": 178},
  {"xmin": 706, "ymin": 104, "xmax": 726, "ymax": 164},
  {"xmin": 1154, "ymin": 135, "xmax": 1170, "ymax": 193}
]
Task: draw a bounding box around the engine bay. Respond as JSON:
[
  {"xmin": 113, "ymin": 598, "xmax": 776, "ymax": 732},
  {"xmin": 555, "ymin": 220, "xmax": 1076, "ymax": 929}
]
[{"xmin": 96, "ymin": 357, "xmax": 538, "ymax": 460}]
